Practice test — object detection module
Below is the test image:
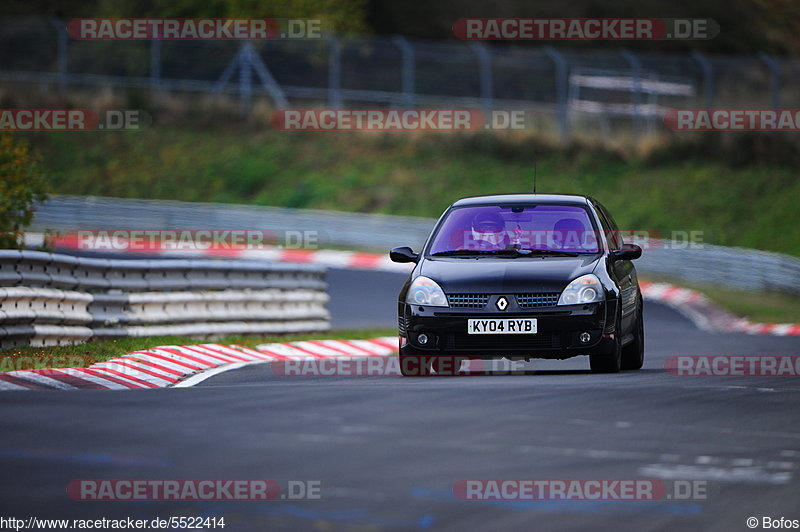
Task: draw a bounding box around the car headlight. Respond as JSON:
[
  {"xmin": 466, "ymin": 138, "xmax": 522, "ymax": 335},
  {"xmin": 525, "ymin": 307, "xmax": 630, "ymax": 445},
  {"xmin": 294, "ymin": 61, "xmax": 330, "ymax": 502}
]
[
  {"xmin": 558, "ymin": 274, "xmax": 604, "ymax": 305},
  {"xmin": 407, "ymin": 276, "xmax": 449, "ymax": 307}
]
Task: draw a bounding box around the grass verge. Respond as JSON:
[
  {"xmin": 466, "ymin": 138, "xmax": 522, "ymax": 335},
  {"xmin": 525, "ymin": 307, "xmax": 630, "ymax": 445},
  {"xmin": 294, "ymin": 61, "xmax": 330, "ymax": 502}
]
[
  {"xmin": 0, "ymin": 328, "xmax": 396, "ymax": 372},
  {"xmin": 25, "ymin": 127, "xmax": 800, "ymax": 257}
]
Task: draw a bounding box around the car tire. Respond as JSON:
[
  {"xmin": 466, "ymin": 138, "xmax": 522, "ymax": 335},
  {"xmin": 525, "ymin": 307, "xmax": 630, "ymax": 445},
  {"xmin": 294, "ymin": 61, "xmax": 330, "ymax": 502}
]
[
  {"xmin": 590, "ymin": 305, "xmax": 622, "ymax": 373},
  {"xmin": 399, "ymin": 353, "xmax": 433, "ymax": 377},
  {"xmin": 621, "ymin": 300, "xmax": 644, "ymax": 370}
]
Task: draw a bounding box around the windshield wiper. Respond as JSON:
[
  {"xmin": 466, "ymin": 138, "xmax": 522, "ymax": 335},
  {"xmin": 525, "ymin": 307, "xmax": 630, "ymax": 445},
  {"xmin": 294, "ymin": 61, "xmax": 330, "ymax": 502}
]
[
  {"xmin": 518, "ymin": 249, "xmax": 584, "ymax": 257},
  {"xmin": 430, "ymin": 249, "xmax": 539, "ymax": 258},
  {"xmin": 431, "ymin": 249, "xmax": 589, "ymax": 258},
  {"xmin": 430, "ymin": 250, "xmax": 490, "ymax": 256}
]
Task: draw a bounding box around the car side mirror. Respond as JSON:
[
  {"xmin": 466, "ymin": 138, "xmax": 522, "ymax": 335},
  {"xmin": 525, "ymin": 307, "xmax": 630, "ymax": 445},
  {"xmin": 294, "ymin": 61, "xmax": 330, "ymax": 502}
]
[
  {"xmin": 611, "ymin": 243, "xmax": 642, "ymax": 261},
  {"xmin": 390, "ymin": 246, "xmax": 419, "ymax": 264}
]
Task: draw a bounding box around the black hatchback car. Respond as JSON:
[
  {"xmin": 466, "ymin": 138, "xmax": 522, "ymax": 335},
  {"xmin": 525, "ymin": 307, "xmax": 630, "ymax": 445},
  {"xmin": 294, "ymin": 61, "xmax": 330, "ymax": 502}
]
[{"xmin": 390, "ymin": 194, "xmax": 644, "ymax": 376}]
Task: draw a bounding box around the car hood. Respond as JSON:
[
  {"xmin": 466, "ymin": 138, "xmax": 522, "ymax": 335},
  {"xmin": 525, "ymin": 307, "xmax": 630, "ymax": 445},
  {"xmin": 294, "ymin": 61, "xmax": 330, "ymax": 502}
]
[{"xmin": 419, "ymin": 256, "xmax": 601, "ymax": 294}]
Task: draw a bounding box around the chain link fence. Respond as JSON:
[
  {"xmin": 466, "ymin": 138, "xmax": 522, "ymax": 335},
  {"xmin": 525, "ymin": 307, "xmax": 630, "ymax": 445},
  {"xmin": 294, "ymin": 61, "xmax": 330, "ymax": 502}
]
[{"xmin": 2, "ymin": 19, "xmax": 799, "ymax": 138}]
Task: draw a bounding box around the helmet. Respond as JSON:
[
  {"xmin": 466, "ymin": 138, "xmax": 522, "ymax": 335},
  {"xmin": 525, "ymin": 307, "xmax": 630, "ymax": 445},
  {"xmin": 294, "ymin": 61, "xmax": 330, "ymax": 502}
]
[{"xmin": 471, "ymin": 211, "xmax": 505, "ymax": 232}]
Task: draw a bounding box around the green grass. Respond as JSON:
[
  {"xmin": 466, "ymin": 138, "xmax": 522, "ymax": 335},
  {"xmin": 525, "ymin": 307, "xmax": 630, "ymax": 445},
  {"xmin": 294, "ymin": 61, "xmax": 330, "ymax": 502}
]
[
  {"xmin": 0, "ymin": 328, "xmax": 396, "ymax": 372},
  {"xmin": 25, "ymin": 127, "xmax": 800, "ymax": 257},
  {"xmin": 642, "ymin": 275, "xmax": 800, "ymax": 323},
  {"xmin": 698, "ymin": 287, "xmax": 800, "ymax": 324}
]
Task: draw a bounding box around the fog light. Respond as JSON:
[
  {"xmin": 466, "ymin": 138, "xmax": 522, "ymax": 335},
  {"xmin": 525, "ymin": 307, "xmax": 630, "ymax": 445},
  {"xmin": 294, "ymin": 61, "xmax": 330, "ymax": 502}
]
[
  {"xmin": 579, "ymin": 332, "xmax": 591, "ymax": 343},
  {"xmin": 417, "ymin": 333, "xmax": 429, "ymax": 345}
]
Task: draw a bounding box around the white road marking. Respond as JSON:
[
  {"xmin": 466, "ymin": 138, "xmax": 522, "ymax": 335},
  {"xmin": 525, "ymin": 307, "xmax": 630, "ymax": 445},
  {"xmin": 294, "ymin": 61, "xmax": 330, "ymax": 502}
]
[
  {"xmin": 766, "ymin": 461, "xmax": 795, "ymax": 469},
  {"xmin": 172, "ymin": 361, "xmax": 259, "ymax": 388},
  {"xmin": 639, "ymin": 463, "xmax": 792, "ymax": 485}
]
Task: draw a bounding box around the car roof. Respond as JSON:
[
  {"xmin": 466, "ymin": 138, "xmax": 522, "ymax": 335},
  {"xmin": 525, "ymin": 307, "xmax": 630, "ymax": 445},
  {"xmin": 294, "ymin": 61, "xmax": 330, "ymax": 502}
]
[{"xmin": 450, "ymin": 193, "xmax": 594, "ymax": 207}]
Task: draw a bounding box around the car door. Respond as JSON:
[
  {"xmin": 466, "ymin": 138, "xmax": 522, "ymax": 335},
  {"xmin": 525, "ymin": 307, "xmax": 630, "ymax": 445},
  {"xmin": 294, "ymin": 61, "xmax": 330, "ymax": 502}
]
[{"xmin": 595, "ymin": 203, "xmax": 637, "ymax": 336}]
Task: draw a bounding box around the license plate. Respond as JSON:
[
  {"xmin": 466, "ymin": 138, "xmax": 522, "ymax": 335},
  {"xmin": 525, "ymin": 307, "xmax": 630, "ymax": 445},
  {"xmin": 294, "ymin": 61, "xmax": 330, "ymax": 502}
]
[{"xmin": 467, "ymin": 318, "xmax": 537, "ymax": 335}]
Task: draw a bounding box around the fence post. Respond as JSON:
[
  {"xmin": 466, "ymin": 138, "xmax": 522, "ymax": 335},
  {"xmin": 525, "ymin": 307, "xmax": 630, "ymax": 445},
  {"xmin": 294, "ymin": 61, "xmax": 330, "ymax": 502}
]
[
  {"xmin": 620, "ymin": 49, "xmax": 643, "ymax": 135},
  {"xmin": 392, "ymin": 36, "xmax": 415, "ymax": 107},
  {"xmin": 470, "ymin": 42, "xmax": 493, "ymax": 115},
  {"xmin": 239, "ymin": 44, "xmax": 253, "ymax": 113},
  {"xmin": 150, "ymin": 39, "xmax": 161, "ymax": 94},
  {"xmin": 691, "ymin": 51, "xmax": 714, "ymax": 108},
  {"xmin": 544, "ymin": 47, "xmax": 569, "ymax": 142},
  {"xmin": 49, "ymin": 19, "xmax": 68, "ymax": 96},
  {"xmin": 759, "ymin": 52, "xmax": 781, "ymax": 109},
  {"xmin": 328, "ymin": 36, "xmax": 343, "ymax": 109},
  {"xmin": 248, "ymin": 48, "xmax": 290, "ymax": 109}
]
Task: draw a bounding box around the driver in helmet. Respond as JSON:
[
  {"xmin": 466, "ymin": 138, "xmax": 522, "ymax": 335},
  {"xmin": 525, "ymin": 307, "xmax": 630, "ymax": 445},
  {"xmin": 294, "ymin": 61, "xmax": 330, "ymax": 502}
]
[{"xmin": 470, "ymin": 211, "xmax": 510, "ymax": 250}]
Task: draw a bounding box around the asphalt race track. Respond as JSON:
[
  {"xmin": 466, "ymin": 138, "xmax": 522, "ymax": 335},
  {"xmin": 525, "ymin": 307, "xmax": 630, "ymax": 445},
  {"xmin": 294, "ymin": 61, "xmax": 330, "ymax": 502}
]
[{"xmin": 1, "ymin": 268, "xmax": 800, "ymax": 531}]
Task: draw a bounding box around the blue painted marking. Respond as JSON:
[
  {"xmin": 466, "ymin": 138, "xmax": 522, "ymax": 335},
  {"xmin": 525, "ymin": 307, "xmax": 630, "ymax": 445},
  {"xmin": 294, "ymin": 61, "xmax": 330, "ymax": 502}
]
[
  {"xmin": 411, "ymin": 486, "xmax": 703, "ymax": 516},
  {"xmin": 417, "ymin": 514, "xmax": 436, "ymax": 528},
  {"xmin": 0, "ymin": 448, "xmax": 170, "ymax": 467}
]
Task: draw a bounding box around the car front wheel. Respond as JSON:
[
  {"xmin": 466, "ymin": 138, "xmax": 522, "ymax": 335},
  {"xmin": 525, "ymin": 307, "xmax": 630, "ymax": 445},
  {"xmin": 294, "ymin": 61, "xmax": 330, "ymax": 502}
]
[{"xmin": 621, "ymin": 300, "xmax": 644, "ymax": 370}]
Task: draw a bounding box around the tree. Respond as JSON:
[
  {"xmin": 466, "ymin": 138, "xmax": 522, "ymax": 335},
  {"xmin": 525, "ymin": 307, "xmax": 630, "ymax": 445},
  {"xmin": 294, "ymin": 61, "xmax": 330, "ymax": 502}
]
[{"xmin": 0, "ymin": 132, "xmax": 50, "ymax": 249}]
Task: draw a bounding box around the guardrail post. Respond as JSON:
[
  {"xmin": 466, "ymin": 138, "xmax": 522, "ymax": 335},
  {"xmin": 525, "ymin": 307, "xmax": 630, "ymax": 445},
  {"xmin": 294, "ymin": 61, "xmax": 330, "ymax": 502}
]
[
  {"xmin": 150, "ymin": 38, "xmax": 161, "ymax": 93},
  {"xmin": 214, "ymin": 48, "xmax": 240, "ymax": 94},
  {"xmin": 328, "ymin": 36, "xmax": 343, "ymax": 109},
  {"xmin": 248, "ymin": 46, "xmax": 290, "ymax": 109},
  {"xmin": 691, "ymin": 51, "xmax": 714, "ymax": 109},
  {"xmin": 392, "ymin": 36, "xmax": 415, "ymax": 107},
  {"xmin": 620, "ymin": 49, "xmax": 643, "ymax": 136},
  {"xmin": 545, "ymin": 47, "xmax": 569, "ymax": 142},
  {"xmin": 49, "ymin": 18, "xmax": 68, "ymax": 96},
  {"xmin": 759, "ymin": 52, "xmax": 781, "ymax": 109},
  {"xmin": 239, "ymin": 43, "xmax": 253, "ymax": 113}
]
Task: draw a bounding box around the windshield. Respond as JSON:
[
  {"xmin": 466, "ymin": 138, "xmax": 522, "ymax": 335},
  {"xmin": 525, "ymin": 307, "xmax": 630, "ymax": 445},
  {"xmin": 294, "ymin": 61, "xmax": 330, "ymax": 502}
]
[{"xmin": 427, "ymin": 204, "xmax": 601, "ymax": 256}]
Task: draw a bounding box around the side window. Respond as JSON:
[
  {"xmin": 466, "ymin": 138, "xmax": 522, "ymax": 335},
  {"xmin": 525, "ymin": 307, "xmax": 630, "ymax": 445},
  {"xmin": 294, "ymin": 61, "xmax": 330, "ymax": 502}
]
[{"xmin": 595, "ymin": 203, "xmax": 623, "ymax": 251}]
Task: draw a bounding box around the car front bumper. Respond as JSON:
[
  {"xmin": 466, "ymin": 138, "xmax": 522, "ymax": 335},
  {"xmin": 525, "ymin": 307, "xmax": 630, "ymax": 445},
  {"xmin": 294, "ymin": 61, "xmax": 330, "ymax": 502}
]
[{"xmin": 398, "ymin": 300, "xmax": 618, "ymax": 360}]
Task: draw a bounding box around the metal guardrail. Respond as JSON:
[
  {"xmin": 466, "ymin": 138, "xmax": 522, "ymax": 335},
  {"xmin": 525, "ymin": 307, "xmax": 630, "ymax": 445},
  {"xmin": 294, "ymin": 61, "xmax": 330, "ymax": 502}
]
[
  {"xmin": 0, "ymin": 250, "xmax": 330, "ymax": 348},
  {"xmin": 0, "ymin": 248, "xmax": 327, "ymax": 291},
  {"xmin": 30, "ymin": 195, "xmax": 435, "ymax": 251},
  {"xmin": 637, "ymin": 243, "xmax": 800, "ymax": 295},
  {"xmin": 29, "ymin": 196, "xmax": 800, "ymax": 295},
  {"xmin": 0, "ymin": 287, "xmax": 93, "ymax": 325}
]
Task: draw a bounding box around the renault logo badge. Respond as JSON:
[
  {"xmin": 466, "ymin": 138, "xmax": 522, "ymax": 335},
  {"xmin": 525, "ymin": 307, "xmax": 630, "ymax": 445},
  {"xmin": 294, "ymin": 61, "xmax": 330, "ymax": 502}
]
[{"xmin": 496, "ymin": 297, "xmax": 508, "ymax": 311}]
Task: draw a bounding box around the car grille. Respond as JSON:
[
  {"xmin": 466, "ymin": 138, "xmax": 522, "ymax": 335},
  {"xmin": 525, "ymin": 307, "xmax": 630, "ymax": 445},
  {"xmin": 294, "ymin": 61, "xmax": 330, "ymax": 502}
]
[
  {"xmin": 446, "ymin": 332, "xmax": 560, "ymax": 350},
  {"xmin": 398, "ymin": 315, "xmax": 407, "ymax": 335},
  {"xmin": 447, "ymin": 294, "xmax": 490, "ymax": 309},
  {"xmin": 516, "ymin": 293, "xmax": 560, "ymax": 308}
]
